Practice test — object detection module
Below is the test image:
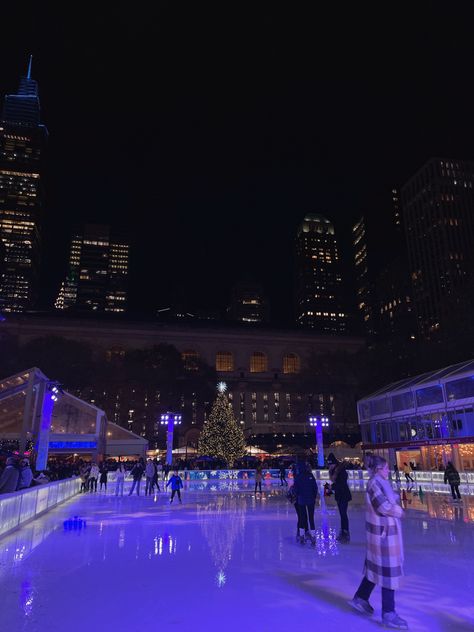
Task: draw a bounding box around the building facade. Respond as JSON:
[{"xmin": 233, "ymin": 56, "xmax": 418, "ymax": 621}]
[
  {"xmin": 402, "ymin": 158, "xmax": 474, "ymax": 338},
  {"xmin": 295, "ymin": 214, "xmax": 346, "ymax": 333},
  {"xmin": 1, "ymin": 315, "xmax": 363, "ymax": 450},
  {"xmin": 55, "ymin": 224, "xmax": 129, "ymax": 312},
  {"xmin": 358, "ymin": 359, "xmax": 474, "ymax": 471},
  {"xmin": 352, "ymin": 216, "xmax": 375, "ymax": 337},
  {"xmin": 227, "ymin": 282, "xmax": 269, "ymax": 323},
  {"xmin": 0, "ymin": 58, "xmax": 47, "ymax": 312}
]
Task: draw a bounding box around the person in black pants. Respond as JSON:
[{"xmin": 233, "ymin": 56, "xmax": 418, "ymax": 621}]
[
  {"xmin": 444, "ymin": 461, "xmax": 462, "ymax": 500},
  {"xmin": 328, "ymin": 453, "xmax": 352, "ymax": 544},
  {"xmin": 293, "ymin": 461, "xmax": 318, "ymax": 545},
  {"xmin": 279, "ymin": 463, "xmax": 287, "ymax": 486},
  {"xmin": 254, "ymin": 464, "xmax": 263, "ymax": 494}
]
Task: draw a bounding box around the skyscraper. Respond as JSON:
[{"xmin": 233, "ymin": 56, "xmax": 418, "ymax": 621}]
[
  {"xmin": 295, "ymin": 214, "xmax": 346, "ymax": 333},
  {"xmin": 227, "ymin": 282, "xmax": 269, "ymax": 324},
  {"xmin": 0, "ymin": 57, "xmax": 47, "ymax": 311},
  {"xmin": 352, "ymin": 216, "xmax": 375, "ymax": 337},
  {"xmin": 402, "ymin": 158, "xmax": 474, "ymax": 338},
  {"xmin": 55, "ymin": 224, "xmax": 129, "ymax": 312}
]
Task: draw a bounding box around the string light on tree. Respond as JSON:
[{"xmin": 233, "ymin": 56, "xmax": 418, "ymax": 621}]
[{"xmin": 198, "ymin": 382, "xmax": 245, "ymax": 467}]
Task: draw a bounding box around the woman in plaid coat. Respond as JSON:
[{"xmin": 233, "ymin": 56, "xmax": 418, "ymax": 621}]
[{"xmin": 348, "ymin": 454, "xmax": 408, "ymax": 630}]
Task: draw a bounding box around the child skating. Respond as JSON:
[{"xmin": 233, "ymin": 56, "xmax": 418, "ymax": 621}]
[{"xmin": 166, "ymin": 470, "xmax": 183, "ymax": 504}]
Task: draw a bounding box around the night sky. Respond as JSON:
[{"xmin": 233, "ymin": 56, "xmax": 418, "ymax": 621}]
[{"xmin": 3, "ymin": 4, "xmax": 474, "ymax": 324}]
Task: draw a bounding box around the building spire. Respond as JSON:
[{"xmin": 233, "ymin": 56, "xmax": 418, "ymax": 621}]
[{"xmin": 27, "ymin": 54, "xmax": 33, "ymax": 79}]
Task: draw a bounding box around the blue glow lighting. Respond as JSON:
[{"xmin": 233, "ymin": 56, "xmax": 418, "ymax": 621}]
[{"xmin": 48, "ymin": 441, "xmax": 97, "ymax": 449}]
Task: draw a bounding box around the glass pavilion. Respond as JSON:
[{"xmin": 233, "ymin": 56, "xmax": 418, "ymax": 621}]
[{"xmin": 358, "ymin": 359, "xmax": 474, "ymax": 471}]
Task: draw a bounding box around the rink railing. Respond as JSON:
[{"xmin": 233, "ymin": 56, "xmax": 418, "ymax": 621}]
[
  {"xmin": 109, "ymin": 467, "xmax": 474, "ymax": 495},
  {"xmin": 0, "ymin": 477, "xmax": 81, "ymax": 539}
]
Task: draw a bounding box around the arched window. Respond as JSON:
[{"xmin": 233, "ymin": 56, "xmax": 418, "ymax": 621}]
[
  {"xmin": 216, "ymin": 351, "xmax": 234, "ymax": 372},
  {"xmin": 181, "ymin": 350, "xmax": 199, "ymax": 371},
  {"xmin": 283, "ymin": 353, "xmax": 300, "ymax": 374},
  {"xmin": 250, "ymin": 351, "xmax": 268, "ymax": 373}
]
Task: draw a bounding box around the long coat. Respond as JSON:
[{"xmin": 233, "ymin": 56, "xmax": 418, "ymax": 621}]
[{"xmin": 364, "ymin": 475, "xmax": 404, "ymax": 590}]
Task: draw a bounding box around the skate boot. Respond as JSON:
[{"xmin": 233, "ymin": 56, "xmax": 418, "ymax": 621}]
[
  {"xmin": 382, "ymin": 611, "xmax": 408, "ymax": 629},
  {"xmin": 297, "ymin": 529, "xmax": 305, "ymax": 545},
  {"xmin": 348, "ymin": 597, "xmax": 374, "ymax": 616},
  {"xmin": 308, "ymin": 530, "xmax": 317, "ymax": 546},
  {"xmin": 336, "ymin": 529, "xmax": 350, "ymax": 543}
]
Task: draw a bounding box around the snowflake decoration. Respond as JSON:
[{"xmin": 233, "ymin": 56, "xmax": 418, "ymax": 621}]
[{"xmin": 217, "ymin": 381, "xmax": 227, "ymax": 393}]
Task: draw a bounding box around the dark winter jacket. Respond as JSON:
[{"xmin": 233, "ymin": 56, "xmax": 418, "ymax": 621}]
[
  {"xmin": 0, "ymin": 465, "xmax": 20, "ymax": 494},
  {"xmin": 444, "ymin": 465, "xmax": 461, "ymax": 486},
  {"xmin": 293, "ymin": 470, "xmax": 318, "ymax": 505},
  {"xmin": 329, "ymin": 462, "xmax": 352, "ymax": 503},
  {"xmin": 166, "ymin": 475, "xmax": 183, "ymax": 491},
  {"xmin": 130, "ymin": 464, "xmax": 144, "ymax": 481}
]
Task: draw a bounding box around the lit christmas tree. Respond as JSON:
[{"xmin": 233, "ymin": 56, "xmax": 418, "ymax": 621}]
[{"xmin": 198, "ymin": 382, "xmax": 246, "ymax": 467}]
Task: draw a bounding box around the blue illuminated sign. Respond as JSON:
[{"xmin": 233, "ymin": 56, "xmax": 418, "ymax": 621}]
[{"xmin": 48, "ymin": 441, "xmax": 97, "ymax": 450}]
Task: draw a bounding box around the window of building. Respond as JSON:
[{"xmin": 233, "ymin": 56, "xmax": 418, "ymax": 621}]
[
  {"xmin": 216, "ymin": 351, "xmax": 234, "ymax": 372},
  {"xmin": 283, "ymin": 353, "xmax": 300, "ymax": 374},
  {"xmin": 250, "ymin": 352, "xmax": 268, "ymax": 373},
  {"xmin": 181, "ymin": 350, "xmax": 199, "ymax": 371}
]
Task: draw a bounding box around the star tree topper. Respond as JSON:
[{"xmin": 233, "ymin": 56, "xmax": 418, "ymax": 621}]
[{"xmin": 217, "ymin": 381, "xmax": 227, "ymax": 393}]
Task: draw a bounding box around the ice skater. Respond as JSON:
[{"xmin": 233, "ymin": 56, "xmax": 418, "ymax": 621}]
[
  {"xmin": 279, "ymin": 463, "xmax": 287, "ymax": 486},
  {"xmin": 293, "ymin": 462, "xmax": 318, "ymax": 545},
  {"xmin": 145, "ymin": 459, "xmax": 156, "ymax": 496},
  {"xmin": 167, "ymin": 469, "xmax": 183, "ymax": 503},
  {"xmin": 115, "ymin": 462, "xmax": 126, "ymax": 496},
  {"xmin": 328, "ymin": 453, "xmax": 352, "ymax": 544},
  {"xmin": 403, "ymin": 462, "xmax": 414, "ymax": 484},
  {"xmin": 348, "ymin": 454, "xmax": 407, "ymax": 630},
  {"xmin": 128, "ymin": 458, "xmax": 145, "ymax": 496},
  {"xmin": 444, "ymin": 461, "xmax": 461, "ymax": 501},
  {"xmin": 254, "ymin": 464, "xmax": 263, "ymax": 494},
  {"xmin": 88, "ymin": 462, "xmax": 99, "ymax": 492},
  {"xmin": 99, "ymin": 464, "xmax": 108, "ymax": 492}
]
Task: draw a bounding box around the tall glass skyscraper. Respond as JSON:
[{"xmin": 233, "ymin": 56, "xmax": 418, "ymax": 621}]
[
  {"xmin": 294, "ymin": 214, "xmax": 346, "ymax": 333},
  {"xmin": 0, "ymin": 57, "xmax": 47, "ymax": 312},
  {"xmin": 55, "ymin": 224, "xmax": 129, "ymax": 312},
  {"xmin": 402, "ymin": 158, "xmax": 474, "ymax": 338}
]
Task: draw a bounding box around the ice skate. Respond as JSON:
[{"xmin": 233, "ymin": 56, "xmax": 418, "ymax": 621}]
[
  {"xmin": 382, "ymin": 611, "xmax": 408, "ymax": 629},
  {"xmin": 347, "ymin": 596, "xmax": 374, "ymax": 616},
  {"xmin": 336, "ymin": 529, "xmax": 350, "ymax": 543}
]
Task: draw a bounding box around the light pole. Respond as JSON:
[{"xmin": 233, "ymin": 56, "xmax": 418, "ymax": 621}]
[
  {"xmin": 160, "ymin": 412, "xmax": 182, "ymax": 466},
  {"xmin": 309, "ymin": 415, "xmax": 329, "ymax": 468}
]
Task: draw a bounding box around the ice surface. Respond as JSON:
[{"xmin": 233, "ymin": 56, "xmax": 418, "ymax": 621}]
[{"xmin": 0, "ymin": 480, "xmax": 473, "ymax": 631}]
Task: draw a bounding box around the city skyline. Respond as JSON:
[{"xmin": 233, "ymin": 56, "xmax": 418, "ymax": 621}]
[{"xmin": 2, "ymin": 6, "xmax": 474, "ymax": 324}]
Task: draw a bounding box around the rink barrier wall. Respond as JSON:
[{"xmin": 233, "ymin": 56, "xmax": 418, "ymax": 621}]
[
  {"xmin": 110, "ymin": 467, "xmax": 474, "ymax": 491},
  {"xmin": 0, "ymin": 477, "xmax": 81, "ymax": 539}
]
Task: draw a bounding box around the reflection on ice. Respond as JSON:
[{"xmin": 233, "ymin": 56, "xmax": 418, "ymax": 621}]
[{"xmin": 0, "ymin": 482, "xmax": 473, "ymax": 630}]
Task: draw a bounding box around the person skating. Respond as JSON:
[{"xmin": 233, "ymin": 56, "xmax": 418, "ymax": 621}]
[
  {"xmin": 128, "ymin": 459, "xmax": 144, "ymax": 496},
  {"xmin": 254, "ymin": 464, "xmax": 263, "ymax": 494},
  {"xmin": 393, "ymin": 462, "xmax": 401, "ymax": 483},
  {"xmin": 99, "ymin": 464, "xmax": 108, "ymax": 492},
  {"xmin": 145, "ymin": 459, "xmax": 156, "ymax": 496},
  {"xmin": 444, "ymin": 461, "xmax": 461, "ymax": 501},
  {"xmin": 402, "ymin": 462, "xmax": 414, "ymax": 483},
  {"xmin": 88, "ymin": 462, "xmax": 99, "ymax": 492},
  {"xmin": 293, "ymin": 461, "xmax": 318, "ymax": 545},
  {"xmin": 328, "ymin": 453, "xmax": 352, "ymax": 544},
  {"xmin": 152, "ymin": 459, "xmax": 161, "ymax": 493},
  {"xmin": 348, "ymin": 454, "xmax": 408, "ymax": 630},
  {"xmin": 166, "ymin": 470, "xmax": 183, "ymax": 503},
  {"xmin": 115, "ymin": 462, "xmax": 126, "ymax": 496},
  {"xmin": 279, "ymin": 463, "xmax": 287, "ymax": 486}
]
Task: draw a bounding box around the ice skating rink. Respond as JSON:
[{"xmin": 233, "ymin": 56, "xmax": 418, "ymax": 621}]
[{"xmin": 1, "ymin": 480, "xmax": 473, "ymax": 632}]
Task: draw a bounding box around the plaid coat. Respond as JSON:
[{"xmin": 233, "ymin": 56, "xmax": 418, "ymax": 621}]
[{"xmin": 364, "ymin": 475, "xmax": 404, "ymax": 590}]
